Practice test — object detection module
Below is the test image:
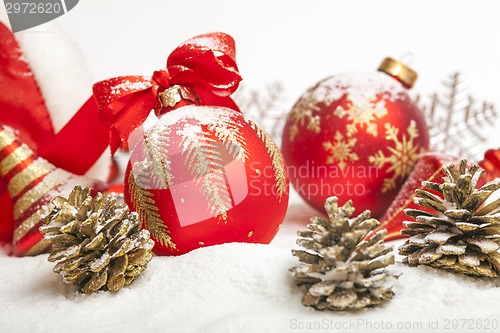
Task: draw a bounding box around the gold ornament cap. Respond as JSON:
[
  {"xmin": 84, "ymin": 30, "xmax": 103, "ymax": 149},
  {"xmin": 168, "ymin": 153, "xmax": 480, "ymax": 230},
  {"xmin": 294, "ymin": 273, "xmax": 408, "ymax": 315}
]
[
  {"xmin": 155, "ymin": 85, "xmax": 199, "ymax": 116},
  {"xmin": 378, "ymin": 57, "xmax": 418, "ymax": 89}
]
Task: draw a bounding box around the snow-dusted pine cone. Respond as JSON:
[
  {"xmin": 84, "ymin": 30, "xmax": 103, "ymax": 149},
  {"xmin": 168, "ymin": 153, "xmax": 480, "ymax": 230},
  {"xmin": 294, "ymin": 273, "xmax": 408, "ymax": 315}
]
[
  {"xmin": 399, "ymin": 160, "xmax": 500, "ymax": 277},
  {"xmin": 290, "ymin": 196, "xmax": 396, "ymax": 311},
  {"xmin": 40, "ymin": 186, "xmax": 154, "ymax": 294}
]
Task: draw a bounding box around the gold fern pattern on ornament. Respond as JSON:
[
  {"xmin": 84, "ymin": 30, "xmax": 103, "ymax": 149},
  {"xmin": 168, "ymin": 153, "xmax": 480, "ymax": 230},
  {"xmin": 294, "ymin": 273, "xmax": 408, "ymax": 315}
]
[
  {"xmin": 208, "ymin": 120, "xmax": 249, "ymax": 162},
  {"xmin": 333, "ymin": 98, "xmax": 388, "ymax": 138},
  {"xmin": 368, "ymin": 120, "xmax": 425, "ymax": 193},
  {"xmin": 179, "ymin": 116, "xmax": 249, "ymax": 223},
  {"xmin": 288, "ymin": 94, "xmax": 321, "ymax": 141},
  {"xmin": 142, "ymin": 127, "xmax": 173, "ymax": 190},
  {"xmin": 180, "ymin": 128, "xmax": 232, "ymax": 223},
  {"xmin": 128, "ymin": 168, "xmax": 175, "ymax": 250},
  {"xmin": 249, "ymin": 120, "xmax": 288, "ymax": 201},
  {"xmin": 322, "ymin": 131, "xmax": 359, "ymax": 171}
]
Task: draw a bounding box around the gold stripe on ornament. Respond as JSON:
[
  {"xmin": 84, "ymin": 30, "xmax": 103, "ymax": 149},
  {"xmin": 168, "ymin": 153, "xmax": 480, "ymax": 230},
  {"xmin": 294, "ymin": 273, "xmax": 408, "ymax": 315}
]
[
  {"xmin": 13, "ymin": 169, "xmax": 70, "ymax": 220},
  {"xmin": 13, "ymin": 206, "xmax": 52, "ymax": 244},
  {"xmin": 0, "ymin": 129, "xmax": 16, "ymax": 150},
  {"xmin": 8, "ymin": 159, "xmax": 55, "ymax": 198},
  {"xmin": 24, "ymin": 238, "xmax": 51, "ymax": 256},
  {"xmin": 0, "ymin": 145, "xmax": 32, "ymax": 177},
  {"xmin": 127, "ymin": 171, "xmax": 176, "ymax": 250},
  {"xmin": 248, "ymin": 120, "xmax": 288, "ymax": 202}
]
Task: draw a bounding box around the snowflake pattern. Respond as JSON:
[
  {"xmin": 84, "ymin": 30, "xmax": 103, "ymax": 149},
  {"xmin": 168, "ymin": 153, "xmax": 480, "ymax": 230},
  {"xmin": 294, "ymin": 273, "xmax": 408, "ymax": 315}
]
[
  {"xmin": 368, "ymin": 120, "xmax": 425, "ymax": 193},
  {"xmin": 322, "ymin": 131, "xmax": 359, "ymax": 171},
  {"xmin": 333, "ymin": 97, "xmax": 388, "ymax": 138},
  {"xmin": 288, "ymin": 95, "xmax": 321, "ymax": 141}
]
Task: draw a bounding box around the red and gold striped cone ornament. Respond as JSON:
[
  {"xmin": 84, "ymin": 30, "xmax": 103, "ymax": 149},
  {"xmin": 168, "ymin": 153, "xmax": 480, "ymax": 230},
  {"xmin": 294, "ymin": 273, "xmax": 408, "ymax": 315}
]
[{"xmin": 0, "ymin": 126, "xmax": 107, "ymax": 256}]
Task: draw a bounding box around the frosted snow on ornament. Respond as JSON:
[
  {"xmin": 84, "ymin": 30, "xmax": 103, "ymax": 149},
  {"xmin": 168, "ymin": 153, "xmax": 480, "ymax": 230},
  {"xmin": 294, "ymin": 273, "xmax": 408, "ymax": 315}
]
[{"xmin": 125, "ymin": 105, "xmax": 289, "ymax": 256}]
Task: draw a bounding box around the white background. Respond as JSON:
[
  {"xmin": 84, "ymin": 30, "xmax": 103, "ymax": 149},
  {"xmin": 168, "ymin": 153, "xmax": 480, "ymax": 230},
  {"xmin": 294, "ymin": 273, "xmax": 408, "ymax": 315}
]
[
  {"xmin": 4, "ymin": 0, "xmax": 500, "ymax": 143},
  {"xmin": 55, "ymin": 0, "xmax": 500, "ymax": 145}
]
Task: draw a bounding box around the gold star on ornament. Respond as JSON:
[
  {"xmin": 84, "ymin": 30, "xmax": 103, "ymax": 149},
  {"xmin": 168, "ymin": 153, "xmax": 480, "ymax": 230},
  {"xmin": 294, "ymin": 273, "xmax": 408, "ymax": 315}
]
[
  {"xmin": 369, "ymin": 120, "xmax": 425, "ymax": 193},
  {"xmin": 323, "ymin": 131, "xmax": 359, "ymax": 171},
  {"xmin": 333, "ymin": 97, "xmax": 388, "ymax": 138},
  {"xmin": 288, "ymin": 95, "xmax": 321, "ymax": 141}
]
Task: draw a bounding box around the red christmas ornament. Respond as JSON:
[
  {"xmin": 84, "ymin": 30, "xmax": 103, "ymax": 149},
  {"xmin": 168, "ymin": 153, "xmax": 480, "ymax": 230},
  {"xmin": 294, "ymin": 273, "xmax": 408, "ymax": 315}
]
[
  {"xmin": 374, "ymin": 152, "xmax": 458, "ymax": 240},
  {"xmin": 282, "ymin": 58, "xmax": 430, "ymax": 217},
  {"xmin": 93, "ymin": 33, "xmax": 289, "ymax": 256},
  {"xmin": 0, "ymin": 126, "xmax": 107, "ymax": 256},
  {"xmin": 124, "ymin": 105, "xmax": 289, "ymax": 255}
]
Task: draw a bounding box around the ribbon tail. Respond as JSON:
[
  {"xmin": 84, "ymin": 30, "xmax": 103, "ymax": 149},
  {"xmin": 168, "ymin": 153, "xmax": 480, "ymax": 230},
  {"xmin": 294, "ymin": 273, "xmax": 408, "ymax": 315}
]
[
  {"xmin": 108, "ymin": 88, "xmax": 158, "ymax": 155},
  {"xmin": 196, "ymin": 89, "xmax": 240, "ymax": 112},
  {"xmin": 38, "ymin": 97, "xmax": 110, "ymax": 175}
]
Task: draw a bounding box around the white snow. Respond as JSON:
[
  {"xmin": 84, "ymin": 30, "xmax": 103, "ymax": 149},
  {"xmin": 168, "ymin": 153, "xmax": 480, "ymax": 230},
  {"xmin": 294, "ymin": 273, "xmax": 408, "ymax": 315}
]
[
  {"xmin": 311, "ymin": 72, "xmax": 406, "ymax": 107},
  {"xmin": 1, "ymin": 240, "xmax": 500, "ymax": 333},
  {"xmin": 158, "ymin": 104, "xmax": 241, "ymax": 128},
  {"xmin": 1, "ymin": 190, "xmax": 500, "ymax": 333}
]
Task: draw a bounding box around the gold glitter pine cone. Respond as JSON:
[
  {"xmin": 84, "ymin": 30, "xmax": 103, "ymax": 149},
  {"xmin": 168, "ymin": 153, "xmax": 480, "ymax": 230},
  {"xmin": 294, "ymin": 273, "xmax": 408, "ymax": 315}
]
[
  {"xmin": 399, "ymin": 160, "xmax": 500, "ymax": 277},
  {"xmin": 40, "ymin": 186, "xmax": 154, "ymax": 294},
  {"xmin": 290, "ymin": 196, "xmax": 396, "ymax": 311}
]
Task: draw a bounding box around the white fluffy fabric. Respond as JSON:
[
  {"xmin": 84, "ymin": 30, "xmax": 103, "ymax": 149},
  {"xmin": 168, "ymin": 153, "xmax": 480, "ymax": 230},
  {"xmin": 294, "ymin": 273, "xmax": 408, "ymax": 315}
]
[{"xmin": 0, "ymin": 8, "xmax": 110, "ymax": 181}]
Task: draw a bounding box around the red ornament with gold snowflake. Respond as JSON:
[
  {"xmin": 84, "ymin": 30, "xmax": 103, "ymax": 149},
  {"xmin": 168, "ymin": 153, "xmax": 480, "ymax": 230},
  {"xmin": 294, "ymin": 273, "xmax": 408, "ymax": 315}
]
[{"xmin": 282, "ymin": 58, "xmax": 430, "ymax": 217}]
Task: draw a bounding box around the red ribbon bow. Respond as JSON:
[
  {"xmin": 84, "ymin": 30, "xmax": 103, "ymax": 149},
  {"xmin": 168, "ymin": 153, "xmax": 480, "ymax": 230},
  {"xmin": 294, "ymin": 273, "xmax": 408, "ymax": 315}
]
[{"xmin": 93, "ymin": 32, "xmax": 242, "ymax": 155}]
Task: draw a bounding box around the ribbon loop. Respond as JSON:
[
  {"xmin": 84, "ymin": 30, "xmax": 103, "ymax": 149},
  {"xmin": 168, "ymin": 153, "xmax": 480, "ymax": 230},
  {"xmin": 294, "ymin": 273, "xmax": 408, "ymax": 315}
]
[{"xmin": 93, "ymin": 32, "xmax": 242, "ymax": 155}]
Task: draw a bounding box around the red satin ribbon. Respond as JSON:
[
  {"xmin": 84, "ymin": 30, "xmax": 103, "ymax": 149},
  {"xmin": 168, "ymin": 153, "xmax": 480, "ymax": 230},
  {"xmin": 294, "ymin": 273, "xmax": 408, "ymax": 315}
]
[
  {"xmin": 0, "ymin": 23, "xmax": 55, "ymax": 153},
  {"xmin": 93, "ymin": 32, "xmax": 242, "ymax": 155},
  {"xmin": 38, "ymin": 97, "xmax": 110, "ymax": 175}
]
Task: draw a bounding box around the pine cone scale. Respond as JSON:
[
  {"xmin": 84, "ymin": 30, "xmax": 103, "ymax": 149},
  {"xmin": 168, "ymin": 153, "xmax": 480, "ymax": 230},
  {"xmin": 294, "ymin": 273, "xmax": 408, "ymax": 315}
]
[
  {"xmin": 48, "ymin": 244, "xmax": 81, "ymax": 262},
  {"xmin": 90, "ymin": 253, "xmax": 111, "ymax": 273},
  {"xmin": 437, "ymin": 243, "xmax": 466, "ymax": 255},
  {"xmin": 327, "ymin": 289, "xmax": 357, "ymax": 309},
  {"xmin": 309, "ymin": 281, "xmax": 337, "ymax": 297},
  {"xmin": 363, "ymin": 253, "xmax": 395, "ymax": 272},
  {"xmin": 459, "ymin": 252, "xmax": 480, "ymax": 267},
  {"xmin": 424, "ymin": 231, "xmax": 455, "ymax": 245},
  {"xmin": 468, "ymin": 238, "xmax": 499, "ymax": 253},
  {"xmin": 128, "ymin": 248, "xmax": 152, "ymax": 266},
  {"xmin": 109, "ymin": 255, "xmax": 128, "ymax": 277},
  {"xmin": 82, "ymin": 271, "xmax": 107, "ymax": 294},
  {"xmin": 84, "ymin": 233, "xmax": 105, "ymax": 251},
  {"xmin": 489, "ymin": 252, "xmax": 500, "ymax": 270}
]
